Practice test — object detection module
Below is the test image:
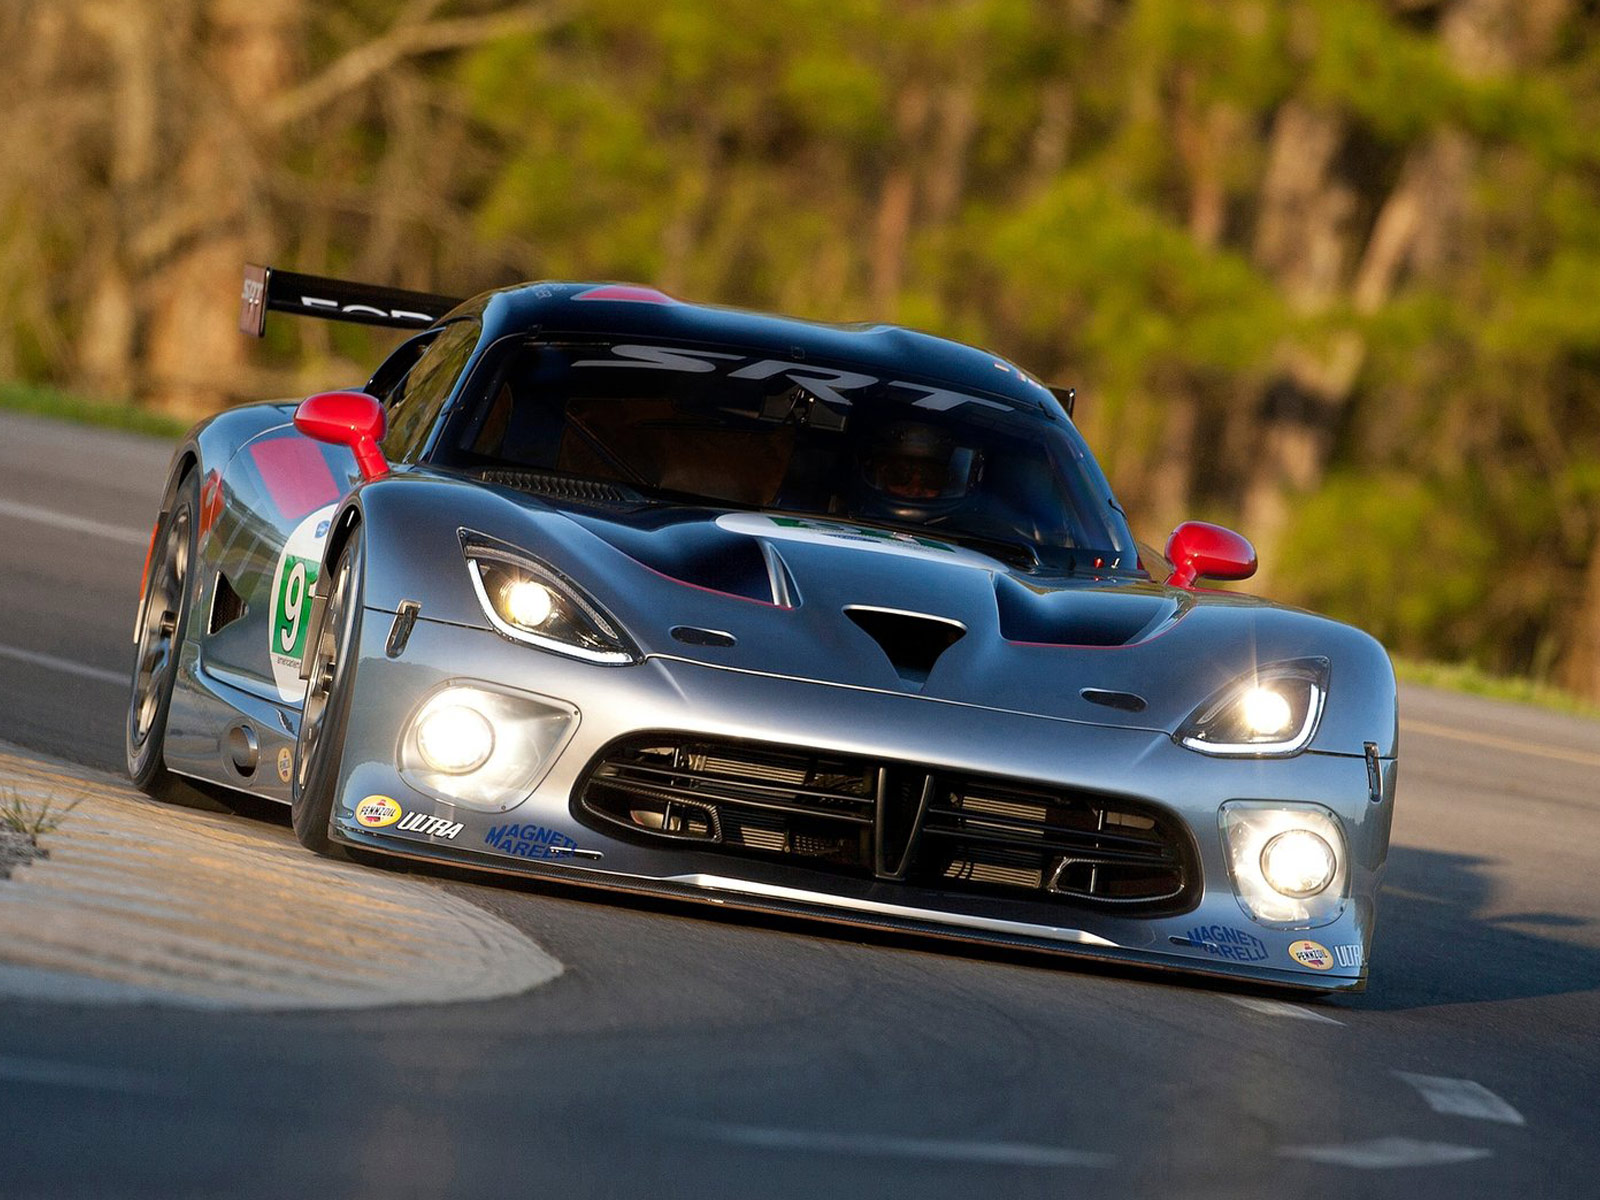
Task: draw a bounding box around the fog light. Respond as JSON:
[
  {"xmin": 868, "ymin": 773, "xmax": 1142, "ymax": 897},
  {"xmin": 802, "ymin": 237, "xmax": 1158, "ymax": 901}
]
[
  {"xmin": 1220, "ymin": 801, "xmax": 1348, "ymax": 927},
  {"xmin": 1260, "ymin": 829, "xmax": 1336, "ymax": 898},
  {"xmin": 1240, "ymin": 686, "xmax": 1293, "ymax": 737},
  {"xmin": 502, "ymin": 579, "xmax": 554, "ymax": 628},
  {"xmin": 401, "ymin": 683, "xmax": 579, "ymax": 811},
  {"xmin": 416, "ymin": 703, "xmax": 494, "ymax": 775}
]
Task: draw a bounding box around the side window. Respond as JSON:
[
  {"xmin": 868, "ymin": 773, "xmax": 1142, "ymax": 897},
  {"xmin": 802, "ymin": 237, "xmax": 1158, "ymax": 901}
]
[
  {"xmin": 366, "ymin": 329, "xmax": 440, "ymax": 403},
  {"xmin": 382, "ymin": 319, "xmax": 482, "ymax": 463}
]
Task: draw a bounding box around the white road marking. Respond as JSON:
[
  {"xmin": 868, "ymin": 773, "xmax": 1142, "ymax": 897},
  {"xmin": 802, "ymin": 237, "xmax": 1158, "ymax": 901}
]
[
  {"xmin": 1279, "ymin": 1137, "xmax": 1492, "ymax": 1168},
  {"xmin": 1394, "ymin": 1072, "xmax": 1526, "ymax": 1125},
  {"xmin": 0, "ymin": 643, "xmax": 126, "ymax": 686},
  {"xmin": 1402, "ymin": 717, "xmax": 1600, "ymax": 770},
  {"xmin": 0, "ymin": 497, "xmax": 150, "ymax": 547},
  {"xmin": 0, "ymin": 1054, "xmax": 170, "ymax": 1095},
  {"xmin": 1228, "ymin": 996, "xmax": 1345, "ymax": 1025},
  {"xmin": 690, "ymin": 1124, "xmax": 1115, "ymax": 1168}
]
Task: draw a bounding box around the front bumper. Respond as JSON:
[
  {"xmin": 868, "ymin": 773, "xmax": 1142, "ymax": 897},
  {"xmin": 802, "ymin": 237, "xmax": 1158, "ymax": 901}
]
[{"xmin": 330, "ymin": 612, "xmax": 1395, "ymax": 993}]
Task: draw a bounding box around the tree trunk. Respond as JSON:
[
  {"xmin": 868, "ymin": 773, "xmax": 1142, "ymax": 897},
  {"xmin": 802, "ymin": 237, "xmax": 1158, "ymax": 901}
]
[{"xmin": 1560, "ymin": 532, "xmax": 1600, "ymax": 703}]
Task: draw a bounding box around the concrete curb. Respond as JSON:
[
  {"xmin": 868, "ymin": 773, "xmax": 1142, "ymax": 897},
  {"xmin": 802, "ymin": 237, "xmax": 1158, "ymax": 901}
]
[{"xmin": 0, "ymin": 744, "xmax": 562, "ymax": 1010}]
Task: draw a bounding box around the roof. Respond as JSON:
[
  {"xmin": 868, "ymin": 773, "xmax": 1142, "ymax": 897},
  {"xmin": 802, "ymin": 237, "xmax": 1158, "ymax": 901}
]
[{"xmin": 465, "ymin": 282, "xmax": 1062, "ymax": 416}]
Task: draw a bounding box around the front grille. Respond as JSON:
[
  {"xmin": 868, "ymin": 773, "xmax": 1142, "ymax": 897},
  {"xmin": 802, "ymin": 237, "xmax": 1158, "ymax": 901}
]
[{"xmin": 575, "ymin": 735, "xmax": 1196, "ymax": 913}]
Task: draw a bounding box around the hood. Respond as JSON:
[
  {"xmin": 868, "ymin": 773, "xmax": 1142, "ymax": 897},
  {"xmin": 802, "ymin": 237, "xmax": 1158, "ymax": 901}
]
[
  {"xmin": 540, "ymin": 502, "xmax": 1328, "ymax": 732},
  {"xmin": 352, "ymin": 472, "xmax": 1395, "ymax": 753}
]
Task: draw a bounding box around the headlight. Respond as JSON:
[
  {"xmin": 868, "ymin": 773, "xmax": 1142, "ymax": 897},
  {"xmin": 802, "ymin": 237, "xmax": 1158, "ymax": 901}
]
[
  {"xmin": 464, "ymin": 539, "xmax": 637, "ymax": 665},
  {"xmin": 1220, "ymin": 802, "xmax": 1348, "ymax": 926},
  {"xmin": 1259, "ymin": 829, "xmax": 1337, "ymax": 898},
  {"xmin": 415, "ymin": 702, "xmax": 495, "ymax": 775},
  {"xmin": 1177, "ymin": 658, "xmax": 1328, "ymax": 756},
  {"xmin": 401, "ymin": 682, "xmax": 579, "ymax": 810}
]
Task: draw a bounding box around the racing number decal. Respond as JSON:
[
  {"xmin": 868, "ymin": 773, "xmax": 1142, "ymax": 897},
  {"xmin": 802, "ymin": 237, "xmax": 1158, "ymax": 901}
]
[
  {"xmin": 274, "ymin": 558, "xmax": 314, "ymax": 657},
  {"xmin": 269, "ymin": 504, "xmax": 338, "ymax": 701}
]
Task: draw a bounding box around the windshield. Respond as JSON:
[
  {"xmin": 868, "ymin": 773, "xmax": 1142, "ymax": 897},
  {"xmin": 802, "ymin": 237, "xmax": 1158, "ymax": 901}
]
[{"xmin": 430, "ymin": 336, "xmax": 1138, "ymax": 571}]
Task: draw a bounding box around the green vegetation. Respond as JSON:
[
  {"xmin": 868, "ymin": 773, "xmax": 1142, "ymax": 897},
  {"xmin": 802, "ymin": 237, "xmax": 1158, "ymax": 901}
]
[
  {"xmin": 1394, "ymin": 658, "xmax": 1600, "ymax": 720},
  {"xmin": 2, "ymin": 0, "xmax": 1598, "ymax": 701},
  {"xmin": 0, "ymin": 381, "xmax": 189, "ymax": 441},
  {"xmin": 0, "ymin": 788, "xmax": 82, "ymax": 839}
]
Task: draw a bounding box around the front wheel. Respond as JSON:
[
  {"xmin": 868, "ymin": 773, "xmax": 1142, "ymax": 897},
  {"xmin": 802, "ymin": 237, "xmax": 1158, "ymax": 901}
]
[
  {"xmin": 126, "ymin": 471, "xmax": 216, "ymax": 808},
  {"xmin": 291, "ymin": 528, "xmax": 364, "ymax": 856}
]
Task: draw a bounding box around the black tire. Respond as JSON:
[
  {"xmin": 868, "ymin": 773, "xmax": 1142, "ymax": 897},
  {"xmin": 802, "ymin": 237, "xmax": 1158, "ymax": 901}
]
[
  {"xmin": 126, "ymin": 471, "xmax": 220, "ymax": 809},
  {"xmin": 291, "ymin": 527, "xmax": 363, "ymax": 857}
]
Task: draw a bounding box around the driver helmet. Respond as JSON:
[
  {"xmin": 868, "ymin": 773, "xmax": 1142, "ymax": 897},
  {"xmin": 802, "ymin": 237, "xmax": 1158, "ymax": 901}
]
[{"xmin": 856, "ymin": 419, "xmax": 982, "ymax": 521}]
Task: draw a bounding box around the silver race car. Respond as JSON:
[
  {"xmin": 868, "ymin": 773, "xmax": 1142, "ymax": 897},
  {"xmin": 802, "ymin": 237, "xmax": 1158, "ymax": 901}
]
[{"xmin": 126, "ymin": 266, "xmax": 1397, "ymax": 992}]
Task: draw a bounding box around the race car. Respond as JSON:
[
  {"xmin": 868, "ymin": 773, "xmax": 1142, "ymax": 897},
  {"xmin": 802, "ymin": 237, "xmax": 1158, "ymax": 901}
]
[{"xmin": 126, "ymin": 264, "xmax": 1397, "ymax": 992}]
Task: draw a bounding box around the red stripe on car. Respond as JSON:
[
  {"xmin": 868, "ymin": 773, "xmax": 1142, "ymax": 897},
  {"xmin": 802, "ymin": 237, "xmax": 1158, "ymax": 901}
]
[
  {"xmin": 249, "ymin": 436, "xmax": 342, "ymax": 521},
  {"xmin": 573, "ymin": 285, "xmax": 676, "ymax": 305}
]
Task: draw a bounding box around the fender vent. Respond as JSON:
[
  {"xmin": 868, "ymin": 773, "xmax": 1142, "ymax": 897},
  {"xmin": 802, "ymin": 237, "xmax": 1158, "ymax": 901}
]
[
  {"xmin": 844, "ymin": 607, "xmax": 965, "ymax": 688},
  {"xmin": 209, "ymin": 572, "xmax": 247, "ymax": 634}
]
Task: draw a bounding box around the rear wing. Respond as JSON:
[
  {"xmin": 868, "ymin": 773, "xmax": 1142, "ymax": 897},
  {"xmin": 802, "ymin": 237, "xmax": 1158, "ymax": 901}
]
[{"xmin": 239, "ymin": 263, "xmax": 463, "ymax": 337}]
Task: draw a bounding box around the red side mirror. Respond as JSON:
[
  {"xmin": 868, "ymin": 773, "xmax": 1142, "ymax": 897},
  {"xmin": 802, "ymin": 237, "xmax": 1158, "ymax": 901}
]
[
  {"xmin": 1164, "ymin": 521, "xmax": 1257, "ymax": 589},
  {"xmin": 293, "ymin": 391, "xmax": 388, "ymax": 482}
]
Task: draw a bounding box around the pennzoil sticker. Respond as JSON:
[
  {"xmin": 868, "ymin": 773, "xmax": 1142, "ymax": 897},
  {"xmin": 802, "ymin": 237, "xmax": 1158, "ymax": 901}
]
[
  {"xmin": 354, "ymin": 796, "xmax": 403, "ymax": 828},
  {"xmin": 1288, "ymin": 940, "xmax": 1334, "ymax": 971},
  {"xmin": 352, "ymin": 796, "xmax": 463, "ymax": 839},
  {"xmin": 268, "ymin": 503, "xmax": 337, "ymax": 701}
]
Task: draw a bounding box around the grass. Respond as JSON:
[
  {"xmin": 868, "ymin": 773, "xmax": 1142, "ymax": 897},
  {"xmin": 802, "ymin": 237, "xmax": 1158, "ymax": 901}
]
[
  {"xmin": 0, "ymin": 787, "xmax": 82, "ymax": 838},
  {"xmin": 0, "ymin": 379, "xmax": 192, "ymax": 440},
  {"xmin": 1393, "ymin": 656, "xmax": 1600, "ymax": 720}
]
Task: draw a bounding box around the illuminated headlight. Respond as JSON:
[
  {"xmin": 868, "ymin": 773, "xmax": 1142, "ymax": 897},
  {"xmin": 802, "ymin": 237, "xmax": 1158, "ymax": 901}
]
[
  {"xmin": 1220, "ymin": 802, "xmax": 1348, "ymax": 926},
  {"xmin": 465, "ymin": 539, "xmax": 637, "ymax": 665},
  {"xmin": 415, "ymin": 703, "xmax": 494, "ymax": 775},
  {"xmin": 1178, "ymin": 659, "xmax": 1329, "ymax": 756},
  {"xmin": 401, "ymin": 683, "xmax": 578, "ymax": 810},
  {"xmin": 1260, "ymin": 829, "xmax": 1336, "ymax": 898},
  {"xmin": 502, "ymin": 579, "xmax": 554, "ymax": 629}
]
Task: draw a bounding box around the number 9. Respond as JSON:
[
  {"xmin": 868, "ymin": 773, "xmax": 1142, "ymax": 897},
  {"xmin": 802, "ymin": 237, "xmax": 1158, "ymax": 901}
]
[{"xmin": 281, "ymin": 561, "xmax": 307, "ymax": 653}]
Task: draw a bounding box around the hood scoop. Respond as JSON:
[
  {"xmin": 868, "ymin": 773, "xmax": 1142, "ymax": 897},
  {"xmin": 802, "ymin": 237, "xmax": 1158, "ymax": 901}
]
[
  {"xmin": 562, "ymin": 510, "xmax": 791, "ymax": 605},
  {"xmin": 845, "ymin": 606, "xmax": 965, "ymax": 690},
  {"xmin": 994, "ymin": 574, "xmax": 1177, "ymax": 647}
]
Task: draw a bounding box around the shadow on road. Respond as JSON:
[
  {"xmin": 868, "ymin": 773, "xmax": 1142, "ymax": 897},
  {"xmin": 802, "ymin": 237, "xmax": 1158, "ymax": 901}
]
[{"xmin": 1345, "ymin": 843, "xmax": 1599, "ymax": 1012}]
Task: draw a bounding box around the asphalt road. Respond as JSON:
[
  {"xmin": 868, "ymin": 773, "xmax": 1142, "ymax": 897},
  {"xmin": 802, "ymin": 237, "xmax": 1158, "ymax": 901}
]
[{"xmin": 2, "ymin": 409, "xmax": 1598, "ymax": 1198}]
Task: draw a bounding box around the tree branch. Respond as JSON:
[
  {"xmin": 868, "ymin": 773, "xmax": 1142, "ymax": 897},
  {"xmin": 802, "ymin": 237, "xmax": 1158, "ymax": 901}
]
[{"xmin": 263, "ymin": 5, "xmax": 561, "ymax": 130}]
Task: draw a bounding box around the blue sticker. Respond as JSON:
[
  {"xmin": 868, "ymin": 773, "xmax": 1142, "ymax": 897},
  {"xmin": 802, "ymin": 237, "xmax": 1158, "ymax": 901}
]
[
  {"xmin": 485, "ymin": 823, "xmax": 577, "ymax": 860},
  {"xmin": 1181, "ymin": 924, "xmax": 1268, "ymax": 963},
  {"xmin": 314, "ymin": 519, "xmax": 331, "ymax": 537}
]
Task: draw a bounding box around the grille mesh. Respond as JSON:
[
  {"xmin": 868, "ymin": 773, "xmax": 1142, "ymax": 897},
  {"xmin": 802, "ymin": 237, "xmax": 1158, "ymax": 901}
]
[{"xmin": 576, "ymin": 735, "xmax": 1195, "ymax": 912}]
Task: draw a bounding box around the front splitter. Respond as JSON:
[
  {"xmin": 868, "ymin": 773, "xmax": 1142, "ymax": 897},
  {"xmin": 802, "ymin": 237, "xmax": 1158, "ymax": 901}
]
[{"xmin": 332, "ymin": 821, "xmax": 1365, "ymax": 995}]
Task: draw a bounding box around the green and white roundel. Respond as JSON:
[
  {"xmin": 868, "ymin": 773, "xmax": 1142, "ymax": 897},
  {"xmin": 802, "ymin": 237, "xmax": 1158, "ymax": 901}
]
[{"xmin": 269, "ymin": 504, "xmax": 337, "ymax": 701}]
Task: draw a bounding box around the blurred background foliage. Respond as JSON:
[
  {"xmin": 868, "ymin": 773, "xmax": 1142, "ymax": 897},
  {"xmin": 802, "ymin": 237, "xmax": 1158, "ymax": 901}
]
[{"xmin": 1, "ymin": 0, "xmax": 1598, "ymax": 699}]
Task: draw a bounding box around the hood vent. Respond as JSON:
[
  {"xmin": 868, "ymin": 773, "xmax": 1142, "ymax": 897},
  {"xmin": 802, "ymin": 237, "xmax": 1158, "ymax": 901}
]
[
  {"xmin": 994, "ymin": 575, "xmax": 1176, "ymax": 647},
  {"xmin": 845, "ymin": 606, "xmax": 965, "ymax": 689},
  {"xmin": 480, "ymin": 469, "xmax": 636, "ymax": 507}
]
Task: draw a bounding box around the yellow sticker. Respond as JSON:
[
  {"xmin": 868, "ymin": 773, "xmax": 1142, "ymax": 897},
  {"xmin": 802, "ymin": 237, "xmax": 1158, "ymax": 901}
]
[
  {"xmin": 354, "ymin": 795, "xmax": 403, "ymax": 828},
  {"xmin": 1288, "ymin": 939, "xmax": 1334, "ymax": 971},
  {"xmin": 277, "ymin": 747, "xmax": 293, "ymax": 784}
]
